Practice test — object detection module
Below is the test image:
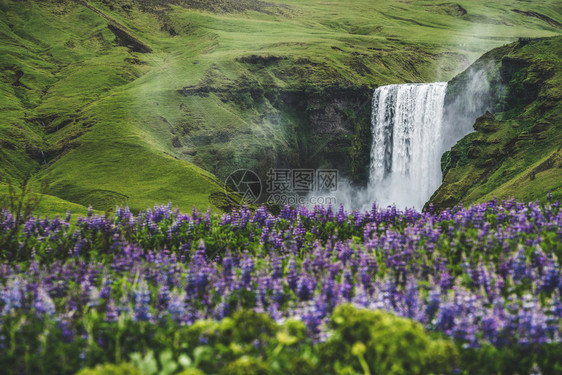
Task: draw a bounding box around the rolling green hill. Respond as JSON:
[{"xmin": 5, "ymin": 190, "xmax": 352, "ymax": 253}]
[{"xmin": 0, "ymin": 0, "xmax": 560, "ymax": 213}]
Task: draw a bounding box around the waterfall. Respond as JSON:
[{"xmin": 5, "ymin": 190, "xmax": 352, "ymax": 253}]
[{"xmin": 369, "ymin": 82, "xmax": 447, "ymax": 210}]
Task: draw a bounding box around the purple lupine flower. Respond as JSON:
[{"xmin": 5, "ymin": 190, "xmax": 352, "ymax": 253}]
[
  {"xmin": 87, "ymin": 287, "xmax": 101, "ymax": 308},
  {"xmin": 241, "ymin": 252, "xmax": 254, "ymax": 288},
  {"xmin": 73, "ymin": 239, "xmax": 87, "ymax": 256},
  {"xmin": 340, "ymin": 270, "xmax": 353, "ymax": 301},
  {"xmin": 133, "ymin": 281, "xmax": 151, "ymax": 321},
  {"xmin": 517, "ymin": 294, "xmax": 549, "ymax": 345},
  {"xmin": 512, "ymin": 247, "xmax": 529, "ymax": 283},
  {"xmin": 297, "ymin": 275, "xmax": 316, "ymax": 302},
  {"xmin": 217, "ymin": 299, "xmax": 230, "ymax": 320},
  {"xmin": 287, "ymin": 259, "xmax": 298, "ymax": 292},
  {"xmin": 222, "ymin": 251, "xmax": 234, "ymax": 279},
  {"xmin": 337, "ymin": 242, "xmax": 353, "ymax": 264},
  {"xmin": 99, "ymin": 277, "xmax": 112, "ymax": 300},
  {"xmin": 157, "ymin": 284, "xmax": 170, "ymax": 310},
  {"xmin": 2, "ymin": 277, "xmax": 23, "ymax": 314},
  {"xmin": 168, "ymin": 291, "xmax": 187, "ymax": 323},
  {"xmin": 34, "ymin": 287, "xmax": 55, "ymax": 317},
  {"xmin": 424, "ymin": 288, "xmax": 441, "ymax": 324},
  {"xmin": 358, "ymin": 260, "xmax": 373, "ymax": 296},
  {"xmin": 439, "ymin": 270, "xmax": 454, "ymax": 291},
  {"xmin": 541, "ymin": 259, "xmax": 559, "ymax": 294},
  {"xmin": 105, "ymin": 300, "xmax": 119, "ymax": 322},
  {"xmin": 301, "ymin": 304, "xmax": 323, "ymax": 336},
  {"xmin": 434, "ymin": 300, "xmax": 457, "ymax": 335},
  {"xmin": 0, "ymin": 196, "xmax": 561, "ymax": 350},
  {"xmin": 404, "ymin": 278, "xmax": 419, "ymax": 319},
  {"xmin": 23, "ymin": 218, "xmax": 35, "ymax": 238},
  {"xmin": 271, "ymin": 280, "xmax": 284, "ymax": 306},
  {"xmin": 271, "ymin": 254, "xmax": 283, "ymax": 280}
]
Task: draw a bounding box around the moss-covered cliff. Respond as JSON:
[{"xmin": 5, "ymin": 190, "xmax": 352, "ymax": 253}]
[{"xmin": 429, "ymin": 36, "xmax": 562, "ymax": 210}]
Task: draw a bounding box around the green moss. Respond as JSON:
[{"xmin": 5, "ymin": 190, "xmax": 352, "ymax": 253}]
[{"xmin": 430, "ymin": 36, "xmax": 562, "ymax": 210}]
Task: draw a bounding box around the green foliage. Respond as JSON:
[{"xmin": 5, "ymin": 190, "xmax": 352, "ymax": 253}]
[
  {"xmin": 221, "ymin": 356, "xmax": 272, "ymax": 375},
  {"xmin": 458, "ymin": 344, "xmax": 535, "ymax": 375},
  {"xmin": 0, "ymin": 174, "xmax": 44, "ymax": 226},
  {"xmin": 0, "ymin": 305, "xmax": 460, "ymax": 375},
  {"xmin": 453, "ymin": 342, "xmax": 562, "ymax": 375},
  {"xmin": 430, "ymin": 36, "xmax": 562, "ymax": 210},
  {"xmin": 177, "ymin": 370, "xmax": 205, "ymax": 375},
  {"xmin": 228, "ymin": 309, "xmax": 277, "ymax": 344},
  {"xmin": 537, "ymin": 343, "xmax": 562, "ymax": 375},
  {"xmin": 129, "ymin": 350, "xmax": 193, "ymax": 375},
  {"xmin": 76, "ymin": 363, "xmax": 143, "ymax": 375},
  {"xmin": 319, "ymin": 304, "xmax": 458, "ymax": 375},
  {"xmin": 0, "ymin": 174, "xmax": 47, "ymax": 260}
]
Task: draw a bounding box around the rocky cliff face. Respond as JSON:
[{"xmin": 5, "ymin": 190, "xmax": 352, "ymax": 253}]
[
  {"xmin": 428, "ymin": 37, "xmax": 562, "ymax": 210},
  {"xmin": 175, "ymin": 80, "xmax": 372, "ymax": 186}
]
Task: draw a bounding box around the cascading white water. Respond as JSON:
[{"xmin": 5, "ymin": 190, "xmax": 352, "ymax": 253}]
[{"xmin": 369, "ymin": 82, "xmax": 448, "ymax": 210}]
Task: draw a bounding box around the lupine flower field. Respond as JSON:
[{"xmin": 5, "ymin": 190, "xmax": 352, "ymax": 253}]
[{"xmin": 1, "ymin": 198, "xmax": 561, "ymax": 374}]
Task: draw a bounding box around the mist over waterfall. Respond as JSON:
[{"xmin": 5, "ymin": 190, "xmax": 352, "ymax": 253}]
[{"xmin": 368, "ymin": 83, "xmax": 448, "ymax": 210}]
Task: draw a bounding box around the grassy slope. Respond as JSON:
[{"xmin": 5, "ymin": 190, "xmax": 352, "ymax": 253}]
[
  {"xmin": 0, "ymin": 0, "xmax": 560, "ymax": 214},
  {"xmin": 429, "ymin": 37, "xmax": 562, "ymax": 209},
  {"xmin": 0, "ymin": 184, "xmax": 96, "ymax": 217},
  {"xmin": 0, "ymin": 0, "xmax": 226, "ymax": 213}
]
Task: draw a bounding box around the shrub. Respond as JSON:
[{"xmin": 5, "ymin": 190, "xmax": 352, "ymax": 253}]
[
  {"xmin": 221, "ymin": 356, "xmax": 272, "ymax": 375},
  {"xmin": 177, "ymin": 370, "xmax": 206, "ymax": 375},
  {"xmin": 319, "ymin": 304, "xmax": 458, "ymax": 375},
  {"xmin": 75, "ymin": 363, "xmax": 142, "ymax": 375}
]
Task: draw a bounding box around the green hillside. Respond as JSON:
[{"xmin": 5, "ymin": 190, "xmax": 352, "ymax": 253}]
[
  {"xmin": 429, "ymin": 36, "xmax": 562, "ymax": 210},
  {"xmin": 0, "ymin": 0, "xmax": 560, "ymax": 213}
]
